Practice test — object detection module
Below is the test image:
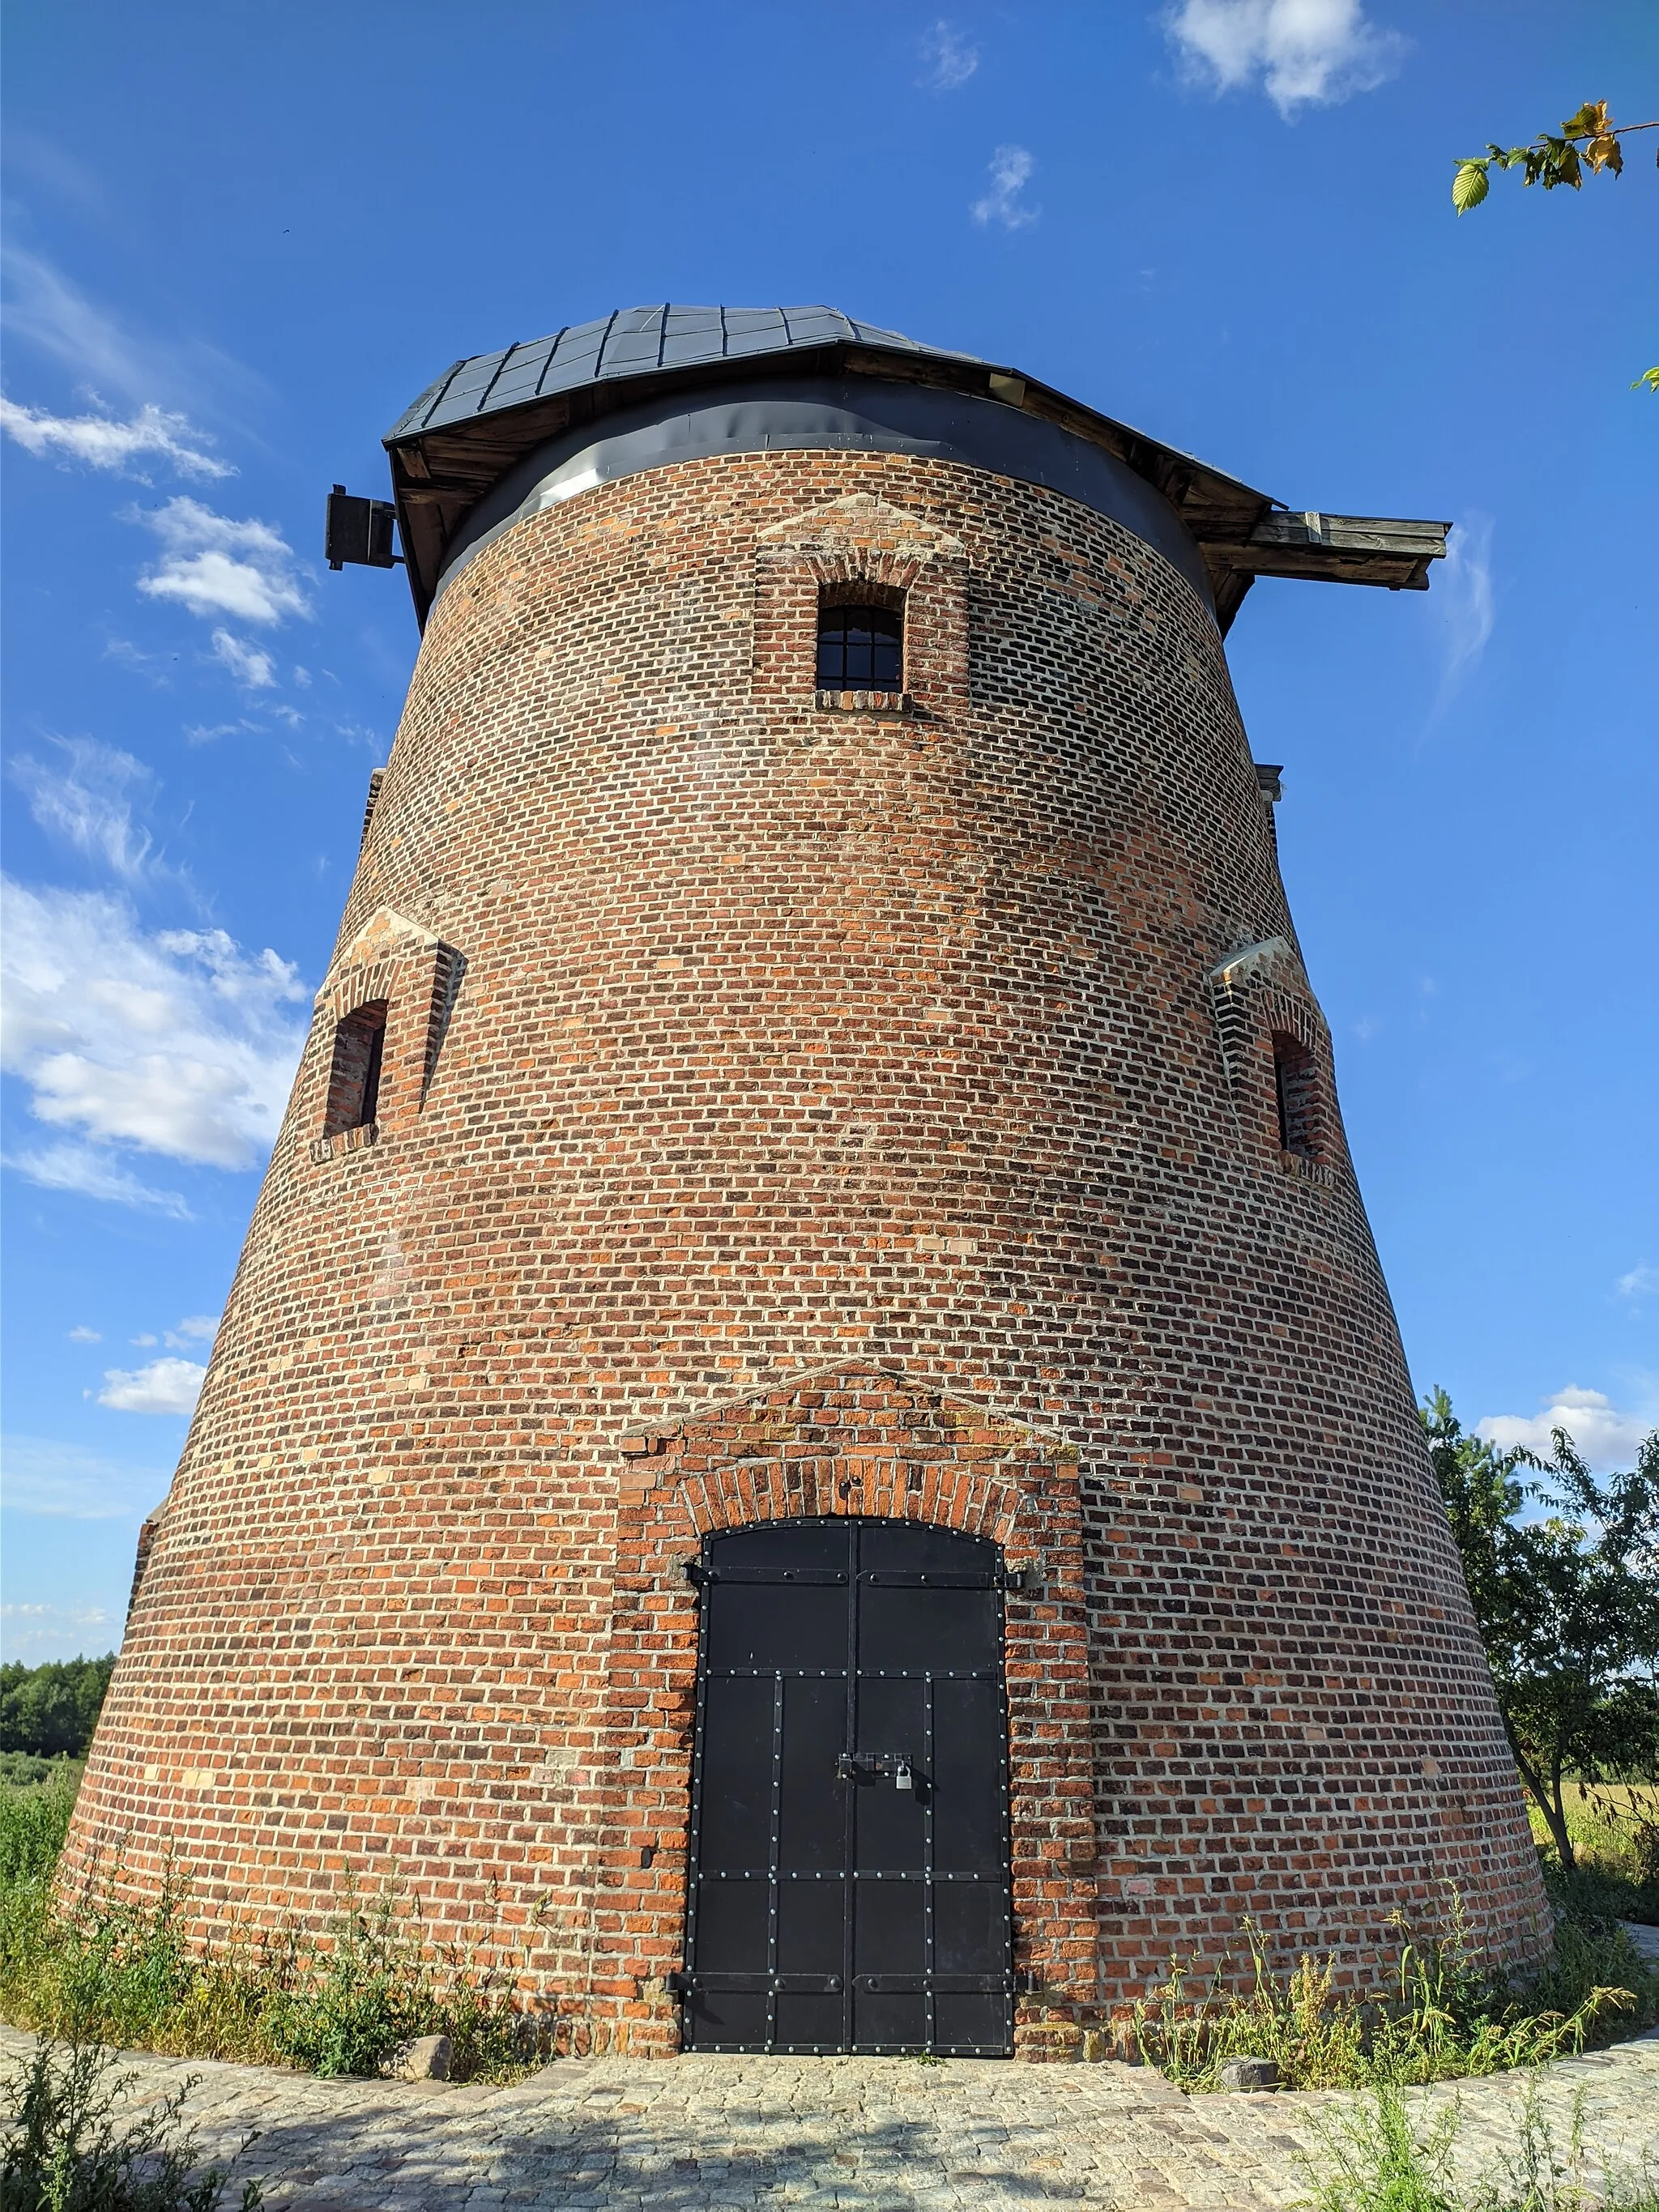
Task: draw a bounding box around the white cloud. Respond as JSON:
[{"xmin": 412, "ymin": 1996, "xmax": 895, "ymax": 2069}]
[
  {"xmin": 1616, "ymin": 1264, "xmax": 1658, "ymax": 1300},
  {"xmin": 9, "ymin": 736, "xmax": 160, "ymax": 881},
  {"xmin": 66, "ymin": 1325, "xmax": 101, "ymax": 1343},
  {"xmin": 0, "ymin": 394, "xmax": 232, "ymax": 481},
  {"xmin": 210, "ymin": 629, "xmax": 277, "ymax": 689},
  {"xmin": 1164, "ymin": 0, "xmax": 1404, "ymax": 116},
  {"xmin": 971, "ymin": 144, "xmax": 1039, "ymax": 231},
  {"xmin": 96, "ymin": 1356, "xmax": 206, "ymax": 1416},
  {"xmin": 164, "ymin": 1313, "xmax": 219, "ymax": 1349},
  {"xmin": 1436, "ymin": 511, "xmax": 1495, "ymax": 701},
  {"xmin": 1, "ymin": 1600, "xmax": 119, "ymax": 1661},
  {"xmin": 2, "ymin": 1141, "xmax": 192, "ymax": 1217},
  {"xmin": 919, "ymin": 20, "xmax": 979, "ymax": 91},
  {"xmin": 1, "ymin": 878, "xmax": 309, "ymax": 1178},
  {"xmin": 1478, "ymin": 1387, "xmax": 1656, "ymax": 1473},
  {"xmin": 1, "ymin": 1434, "xmax": 168, "ymax": 1519},
  {"xmin": 134, "ymin": 497, "xmax": 310, "ymax": 626},
  {"xmin": 130, "ymin": 1334, "xmax": 158, "ymax": 1347}
]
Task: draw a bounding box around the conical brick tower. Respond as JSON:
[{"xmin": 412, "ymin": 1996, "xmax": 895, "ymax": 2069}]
[{"xmin": 67, "ymin": 309, "xmax": 1546, "ymax": 2058}]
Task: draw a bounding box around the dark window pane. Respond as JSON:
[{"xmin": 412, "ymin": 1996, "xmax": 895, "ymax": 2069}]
[
  {"xmin": 817, "ymin": 603, "xmax": 902, "ymax": 691},
  {"xmin": 325, "ymin": 1001, "xmax": 388, "ymax": 1136}
]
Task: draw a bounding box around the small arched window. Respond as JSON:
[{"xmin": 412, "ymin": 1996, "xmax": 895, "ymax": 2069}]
[
  {"xmin": 1272, "ymin": 1031, "xmax": 1319, "ymax": 1159},
  {"xmin": 325, "ymin": 1001, "xmax": 387, "ymax": 1136},
  {"xmin": 817, "ymin": 595, "xmax": 903, "ymax": 691}
]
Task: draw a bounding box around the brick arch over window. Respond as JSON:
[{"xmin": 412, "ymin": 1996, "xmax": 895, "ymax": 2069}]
[
  {"xmin": 1209, "ymin": 936, "xmax": 1346, "ymax": 1185},
  {"xmin": 304, "ymin": 907, "xmax": 463, "ymax": 1162},
  {"xmin": 753, "ymin": 492, "xmax": 968, "ymax": 712},
  {"xmin": 595, "ymin": 1363, "xmax": 1098, "ymax": 2059}
]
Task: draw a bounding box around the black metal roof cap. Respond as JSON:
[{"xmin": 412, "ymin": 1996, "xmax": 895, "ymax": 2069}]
[
  {"xmin": 387, "ymin": 305, "xmax": 971, "ymax": 439},
  {"xmin": 384, "ymin": 305, "xmax": 1448, "ymax": 632}
]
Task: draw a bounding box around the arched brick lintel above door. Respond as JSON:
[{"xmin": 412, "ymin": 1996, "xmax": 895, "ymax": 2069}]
[{"xmin": 604, "ymin": 1362, "xmax": 1098, "ymax": 2061}]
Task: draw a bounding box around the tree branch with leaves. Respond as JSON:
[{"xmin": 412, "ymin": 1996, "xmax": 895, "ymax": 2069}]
[
  {"xmin": 1451, "ymin": 102, "xmax": 1659, "ymax": 393},
  {"xmin": 1421, "ymin": 1389, "xmax": 1659, "ymax": 1870}
]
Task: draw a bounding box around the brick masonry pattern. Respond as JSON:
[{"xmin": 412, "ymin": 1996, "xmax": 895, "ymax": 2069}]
[{"xmin": 65, "ymin": 447, "xmax": 1547, "ymax": 2055}]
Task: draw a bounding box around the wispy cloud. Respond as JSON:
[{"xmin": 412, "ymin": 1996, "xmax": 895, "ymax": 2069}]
[
  {"xmin": 8, "ymin": 737, "xmax": 161, "ymax": 881},
  {"xmin": 1, "ymin": 244, "xmax": 163, "ymax": 404},
  {"xmin": 1478, "ymin": 1386, "xmax": 1656, "ymax": 1473},
  {"xmin": 919, "ymin": 20, "xmax": 979, "ymax": 91},
  {"xmin": 209, "ymin": 629, "xmax": 277, "ymax": 689},
  {"xmin": 1, "ymin": 1434, "xmax": 168, "ymax": 1519},
  {"xmin": 96, "ymin": 1356, "xmax": 206, "ymax": 1416},
  {"xmin": 1, "ymin": 1599, "xmax": 120, "ymax": 1661},
  {"xmin": 133, "ymin": 497, "xmax": 309, "ymax": 626},
  {"xmin": 1, "ymin": 877, "xmax": 309, "ymax": 1178},
  {"xmin": 1435, "ymin": 511, "xmax": 1495, "ymax": 705},
  {"xmin": 971, "ymin": 144, "xmax": 1039, "ymax": 231},
  {"xmin": 1, "ymin": 241, "xmax": 263, "ymax": 420},
  {"xmin": 1164, "ymin": 0, "xmax": 1405, "ymax": 117},
  {"xmin": 1, "ymin": 1140, "xmax": 191, "ymax": 1217},
  {"xmin": 164, "ymin": 1313, "xmax": 219, "ymax": 1350},
  {"xmin": 0, "ymin": 394, "xmax": 232, "ymax": 481},
  {"xmin": 1617, "ymin": 1264, "xmax": 1658, "ymax": 1300},
  {"xmin": 66, "ymin": 1325, "xmax": 102, "ymax": 1343}
]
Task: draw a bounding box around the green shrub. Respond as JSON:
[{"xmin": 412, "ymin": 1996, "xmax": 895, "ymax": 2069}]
[
  {"xmin": 0, "ymin": 1754, "xmax": 86, "ymax": 1792},
  {"xmin": 0, "ymin": 1660, "xmax": 116, "ymax": 1760},
  {"xmin": 0, "ymin": 1769, "xmax": 79, "ymax": 1887},
  {"xmin": 1, "ymin": 2035, "xmax": 262, "ymax": 2211},
  {"xmin": 0, "ymin": 1820, "xmax": 536, "ymax": 2085}
]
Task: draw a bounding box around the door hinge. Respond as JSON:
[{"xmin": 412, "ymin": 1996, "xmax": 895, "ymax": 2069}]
[{"xmin": 666, "ymin": 1969, "xmax": 695, "ymax": 1996}]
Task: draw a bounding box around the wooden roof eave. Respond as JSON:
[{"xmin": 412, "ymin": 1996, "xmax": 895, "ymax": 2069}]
[{"xmin": 385, "ymin": 345, "xmax": 1447, "ymax": 633}]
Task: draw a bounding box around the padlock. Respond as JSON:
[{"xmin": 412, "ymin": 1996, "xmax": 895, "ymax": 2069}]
[{"xmin": 895, "ymin": 1761, "xmax": 913, "ymax": 1791}]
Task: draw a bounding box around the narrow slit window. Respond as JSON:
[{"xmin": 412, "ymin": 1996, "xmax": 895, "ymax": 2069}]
[
  {"xmin": 325, "ymin": 1001, "xmax": 387, "ymax": 1136},
  {"xmin": 817, "ymin": 601, "xmax": 902, "ymax": 691},
  {"xmin": 1273, "ymin": 1031, "xmax": 1319, "ymax": 1158}
]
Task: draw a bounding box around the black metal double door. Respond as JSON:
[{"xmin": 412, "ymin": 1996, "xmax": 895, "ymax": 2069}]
[{"xmin": 681, "ymin": 1516, "xmax": 1013, "ymax": 2055}]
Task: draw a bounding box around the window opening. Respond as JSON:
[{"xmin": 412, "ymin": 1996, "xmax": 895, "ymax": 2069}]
[
  {"xmin": 817, "ymin": 602, "xmax": 902, "ymax": 691},
  {"xmin": 325, "ymin": 1002, "xmax": 388, "ymax": 1136},
  {"xmin": 1273, "ymin": 1032, "xmax": 1318, "ymax": 1158}
]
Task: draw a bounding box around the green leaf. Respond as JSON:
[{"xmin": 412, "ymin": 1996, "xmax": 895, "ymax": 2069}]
[
  {"xmin": 1452, "ymin": 160, "xmax": 1491, "ymax": 214},
  {"xmin": 1634, "ymin": 367, "xmax": 1659, "ymax": 395}
]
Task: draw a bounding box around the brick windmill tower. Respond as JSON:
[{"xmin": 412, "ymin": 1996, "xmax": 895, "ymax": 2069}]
[{"xmin": 69, "ymin": 307, "xmax": 1546, "ymax": 2059}]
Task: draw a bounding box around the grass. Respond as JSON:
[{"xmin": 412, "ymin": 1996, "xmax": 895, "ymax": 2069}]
[
  {"xmin": 1297, "ymin": 2074, "xmax": 1658, "ymax": 2212},
  {"xmin": 1132, "ymin": 1888, "xmax": 1658, "ymax": 2094},
  {"xmin": 1528, "ymin": 1784, "xmax": 1659, "ymax": 1929},
  {"xmin": 5, "ymin": 1765, "xmax": 1656, "ymax": 2101},
  {"xmin": 0, "ymin": 1769, "xmax": 545, "ymax": 2084}
]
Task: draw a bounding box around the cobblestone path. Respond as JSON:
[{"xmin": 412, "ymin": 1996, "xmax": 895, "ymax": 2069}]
[{"xmin": 3, "ymin": 2025, "xmax": 1656, "ymax": 2210}]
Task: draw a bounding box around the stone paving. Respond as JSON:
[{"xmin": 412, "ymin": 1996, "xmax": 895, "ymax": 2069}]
[{"xmin": 3, "ymin": 2023, "xmax": 1656, "ymax": 2210}]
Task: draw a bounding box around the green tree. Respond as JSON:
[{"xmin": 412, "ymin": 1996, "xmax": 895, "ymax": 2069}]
[
  {"xmin": 1421, "ymin": 1390, "xmax": 1659, "ymax": 1869},
  {"xmin": 1449, "ymin": 100, "xmax": 1659, "ymax": 393},
  {"xmin": 0, "ymin": 1656, "xmax": 117, "ymax": 1759}
]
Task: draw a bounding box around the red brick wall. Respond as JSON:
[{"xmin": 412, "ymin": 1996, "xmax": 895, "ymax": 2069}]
[{"xmin": 66, "ymin": 448, "xmax": 1547, "ymax": 2054}]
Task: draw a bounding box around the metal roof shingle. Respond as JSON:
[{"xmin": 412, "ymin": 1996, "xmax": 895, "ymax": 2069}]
[{"xmin": 388, "ymin": 305, "xmax": 978, "ymax": 439}]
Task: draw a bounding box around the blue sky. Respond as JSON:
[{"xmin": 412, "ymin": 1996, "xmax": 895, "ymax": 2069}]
[{"xmin": 2, "ymin": 1, "xmax": 1654, "ymax": 1662}]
